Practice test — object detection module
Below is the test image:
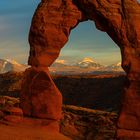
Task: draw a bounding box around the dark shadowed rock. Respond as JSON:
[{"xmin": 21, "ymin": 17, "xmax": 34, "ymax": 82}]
[{"xmin": 0, "ymin": 72, "xmax": 126, "ymax": 112}]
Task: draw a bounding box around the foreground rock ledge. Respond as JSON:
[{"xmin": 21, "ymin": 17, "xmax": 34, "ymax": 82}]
[
  {"xmin": 21, "ymin": 0, "xmax": 140, "ymax": 139},
  {"xmin": 0, "ymin": 123, "xmax": 71, "ymax": 140},
  {"xmin": 0, "ymin": 95, "xmax": 118, "ymax": 140}
]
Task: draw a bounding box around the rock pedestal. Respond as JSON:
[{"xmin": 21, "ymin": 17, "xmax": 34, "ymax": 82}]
[{"xmin": 20, "ymin": 67, "xmax": 62, "ymax": 131}]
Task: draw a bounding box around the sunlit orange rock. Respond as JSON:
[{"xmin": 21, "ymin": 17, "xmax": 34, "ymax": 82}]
[
  {"xmin": 28, "ymin": 0, "xmax": 83, "ymax": 67},
  {"xmin": 20, "ymin": 67, "xmax": 62, "ymax": 120},
  {"xmin": 20, "ymin": 0, "xmax": 140, "ymax": 138}
]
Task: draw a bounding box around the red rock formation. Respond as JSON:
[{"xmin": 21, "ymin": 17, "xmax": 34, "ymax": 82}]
[
  {"xmin": 28, "ymin": 0, "xmax": 83, "ymax": 66},
  {"xmin": 21, "ymin": 0, "xmax": 140, "ymax": 138},
  {"xmin": 21, "ymin": 67, "xmax": 62, "ymax": 120}
]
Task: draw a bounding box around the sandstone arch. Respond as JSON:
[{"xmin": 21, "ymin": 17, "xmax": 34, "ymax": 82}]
[{"xmin": 21, "ymin": 0, "xmax": 140, "ymax": 139}]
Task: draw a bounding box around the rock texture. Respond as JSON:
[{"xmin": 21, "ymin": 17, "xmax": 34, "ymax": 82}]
[
  {"xmin": 21, "ymin": 0, "xmax": 140, "ymax": 138},
  {"xmin": 20, "ymin": 67, "xmax": 62, "ymax": 120},
  {"xmin": 61, "ymin": 105, "xmax": 118, "ymax": 140}
]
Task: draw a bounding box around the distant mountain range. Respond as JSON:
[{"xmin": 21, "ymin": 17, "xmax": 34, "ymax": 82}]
[
  {"xmin": 51, "ymin": 57, "xmax": 123, "ymax": 71},
  {"xmin": 0, "ymin": 58, "xmax": 124, "ymax": 74},
  {"xmin": 75, "ymin": 57, "xmax": 104, "ymax": 69},
  {"xmin": 0, "ymin": 59, "xmax": 28, "ymax": 73}
]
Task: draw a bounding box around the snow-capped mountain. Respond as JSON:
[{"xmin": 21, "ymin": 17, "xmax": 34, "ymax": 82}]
[
  {"xmin": 51, "ymin": 59, "xmax": 67, "ymax": 67},
  {"xmin": 50, "ymin": 58, "xmax": 123, "ymax": 72},
  {"xmin": 0, "ymin": 58, "xmax": 123, "ymax": 74},
  {"xmin": 76, "ymin": 57, "xmax": 104, "ymax": 69},
  {"xmin": 105, "ymin": 62, "xmax": 123, "ymax": 71},
  {"xmin": 0, "ymin": 59, "xmax": 28, "ymax": 73},
  {"xmin": 49, "ymin": 58, "xmax": 124, "ymax": 75}
]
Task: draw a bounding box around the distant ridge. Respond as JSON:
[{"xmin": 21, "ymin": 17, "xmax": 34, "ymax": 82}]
[
  {"xmin": 50, "ymin": 57, "xmax": 124, "ymax": 73},
  {"xmin": 75, "ymin": 57, "xmax": 104, "ymax": 69},
  {"xmin": 0, "ymin": 58, "xmax": 124, "ymax": 74},
  {"xmin": 0, "ymin": 59, "xmax": 28, "ymax": 73}
]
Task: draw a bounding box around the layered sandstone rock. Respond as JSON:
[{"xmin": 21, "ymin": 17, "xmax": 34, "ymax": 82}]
[{"xmin": 20, "ymin": 0, "xmax": 140, "ymax": 138}]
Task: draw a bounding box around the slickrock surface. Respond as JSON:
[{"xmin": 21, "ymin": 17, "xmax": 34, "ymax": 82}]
[
  {"xmin": 0, "ymin": 123, "xmax": 71, "ymax": 140},
  {"xmin": 0, "ymin": 96, "xmax": 70, "ymax": 140},
  {"xmin": 0, "ymin": 96, "xmax": 117, "ymax": 140}
]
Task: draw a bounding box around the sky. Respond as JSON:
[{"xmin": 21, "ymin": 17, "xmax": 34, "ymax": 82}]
[{"xmin": 1, "ymin": 0, "xmax": 139, "ymax": 65}]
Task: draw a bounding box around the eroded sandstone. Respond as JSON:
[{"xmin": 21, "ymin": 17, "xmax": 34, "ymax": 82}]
[
  {"xmin": 20, "ymin": 0, "xmax": 140, "ymax": 138},
  {"xmin": 20, "ymin": 67, "xmax": 62, "ymax": 120}
]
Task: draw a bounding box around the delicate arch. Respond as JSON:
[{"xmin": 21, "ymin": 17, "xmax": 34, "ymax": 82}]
[{"xmin": 21, "ymin": 0, "xmax": 140, "ymax": 139}]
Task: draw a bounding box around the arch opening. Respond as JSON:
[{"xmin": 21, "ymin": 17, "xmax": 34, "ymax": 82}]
[{"xmin": 50, "ymin": 21, "xmax": 126, "ymax": 113}]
